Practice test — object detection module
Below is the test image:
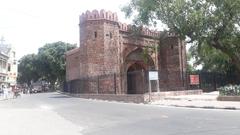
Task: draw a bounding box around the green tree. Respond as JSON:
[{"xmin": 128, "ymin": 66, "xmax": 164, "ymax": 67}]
[
  {"xmin": 18, "ymin": 54, "xmax": 40, "ymax": 86},
  {"xmin": 189, "ymin": 42, "xmax": 234, "ymax": 74},
  {"xmin": 123, "ymin": 0, "xmax": 240, "ymax": 74},
  {"xmin": 37, "ymin": 41, "xmax": 76, "ymax": 90}
]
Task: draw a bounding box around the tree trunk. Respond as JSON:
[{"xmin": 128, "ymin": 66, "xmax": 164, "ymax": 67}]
[
  {"xmin": 230, "ymin": 57, "xmax": 240, "ymax": 76},
  {"xmin": 59, "ymin": 81, "xmax": 64, "ymax": 92}
]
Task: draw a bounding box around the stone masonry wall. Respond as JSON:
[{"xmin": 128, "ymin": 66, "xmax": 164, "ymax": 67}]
[
  {"xmin": 66, "ymin": 9, "xmax": 187, "ymax": 94},
  {"xmin": 66, "ymin": 48, "xmax": 80, "ymax": 81},
  {"xmin": 158, "ymin": 36, "xmax": 186, "ymax": 91},
  {"xmin": 80, "ymin": 20, "xmax": 105, "ymax": 77}
]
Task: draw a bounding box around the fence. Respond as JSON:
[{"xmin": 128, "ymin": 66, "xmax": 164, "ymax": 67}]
[
  {"xmin": 65, "ymin": 73, "xmax": 117, "ymax": 94},
  {"xmin": 64, "ymin": 71, "xmax": 240, "ymax": 94},
  {"xmin": 186, "ymin": 72, "xmax": 240, "ymax": 92}
]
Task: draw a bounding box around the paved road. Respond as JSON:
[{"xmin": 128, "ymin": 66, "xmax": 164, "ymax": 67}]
[{"xmin": 0, "ymin": 92, "xmax": 240, "ymax": 135}]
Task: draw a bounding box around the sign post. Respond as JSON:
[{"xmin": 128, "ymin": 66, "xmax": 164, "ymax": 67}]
[
  {"xmin": 148, "ymin": 71, "xmax": 159, "ymax": 102},
  {"xmin": 189, "ymin": 74, "xmax": 200, "ymax": 89},
  {"xmin": 190, "ymin": 75, "xmax": 200, "ymax": 85}
]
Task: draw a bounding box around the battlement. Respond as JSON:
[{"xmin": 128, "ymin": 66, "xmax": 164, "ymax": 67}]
[
  {"xmin": 118, "ymin": 22, "xmax": 161, "ymax": 37},
  {"xmin": 80, "ymin": 9, "xmax": 118, "ymax": 23},
  {"xmin": 79, "ymin": 9, "xmax": 178, "ymax": 38},
  {"xmin": 118, "ymin": 23, "xmax": 178, "ymax": 38}
]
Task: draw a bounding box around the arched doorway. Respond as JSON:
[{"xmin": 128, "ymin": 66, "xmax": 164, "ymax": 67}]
[
  {"xmin": 125, "ymin": 48, "xmax": 155, "ymax": 94},
  {"xmin": 127, "ymin": 63, "xmax": 146, "ymax": 94}
]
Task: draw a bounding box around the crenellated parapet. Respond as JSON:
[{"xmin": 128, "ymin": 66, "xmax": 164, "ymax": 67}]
[
  {"xmin": 141, "ymin": 27, "xmax": 161, "ymax": 37},
  {"xmin": 80, "ymin": 9, "xmax": 118, "ymax": 23},
  {"xmin": 118, "ymin": 23, "xmax": 179, "ymax": 38},
  {"xmin": 119, "ymin": 22, "xmax": 161, "ymax": 37},
  {"xmin": 79, "ymin": 9, "xmax": 178, "ymax": 38},
  {"xmin": 118, "ymin": 22, "xmax": 129, "ymax": 31}
]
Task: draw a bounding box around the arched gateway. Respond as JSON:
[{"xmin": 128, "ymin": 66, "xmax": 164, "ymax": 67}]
[
  {"xmin": 65, "ymin": 9, "xmax": 187, "ymax": 95},
  {"xmin": 125, "ymin": 48, "xmax": 155, "ymax": 94}
]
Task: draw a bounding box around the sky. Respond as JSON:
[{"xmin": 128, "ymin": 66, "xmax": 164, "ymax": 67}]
[{"xmin": 0, "ymin": 0, "xmax": 132, "ymax": 59}]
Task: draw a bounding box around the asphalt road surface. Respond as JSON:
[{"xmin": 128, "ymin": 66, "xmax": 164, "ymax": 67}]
[{"xmin": 0, "ymin": 92, "xmax": 240, "ymax": 135}]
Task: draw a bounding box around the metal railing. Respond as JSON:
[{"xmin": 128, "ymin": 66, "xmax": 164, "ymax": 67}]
[{"xmin": 64, "ymin": 71, "xmax": 240, "ymax": 94}]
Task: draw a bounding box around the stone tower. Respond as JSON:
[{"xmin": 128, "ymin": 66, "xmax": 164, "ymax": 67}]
[
  {"xmin": 159, "ymin": 33, "xmax": 187, "ymax": 90},
  {"xmin": 79, "ymin": 10, "xmax": 120, "ymax": 77}
]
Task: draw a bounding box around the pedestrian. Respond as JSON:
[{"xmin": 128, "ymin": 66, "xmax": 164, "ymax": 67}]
[
  {"xmin": 13, "ymin": 87, "xmax": 20, "ymax": 98},
  {"xmin": 3, "ymin": 85, "xmax": 8, "ymax": 100}
]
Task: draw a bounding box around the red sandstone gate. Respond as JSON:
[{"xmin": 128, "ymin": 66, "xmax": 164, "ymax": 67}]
[
  {"xmin": 124, "ymin": 47, "xmax": 156, "ymax": 94},
  {"xmin": 65, "ymin": 9, "xmax": 187, "ymax": 94}
]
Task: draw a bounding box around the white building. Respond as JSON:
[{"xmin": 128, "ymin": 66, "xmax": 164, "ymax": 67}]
[
  {"xmin": 0, "ymin": 52, "xmax": 8, "ymax": 87},
  {"xmin": 0, "ymin": 37, "xmax": 18, "ymax": 89}
]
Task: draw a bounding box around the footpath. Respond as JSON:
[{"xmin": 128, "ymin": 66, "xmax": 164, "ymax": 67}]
[
  {"xmin": 152, "ymin": 91, "xmax": 240, "ymax": 110},
  {"xmin": 3, "ymin": 91, "xmax": 239, "ymax": 110},
  {"xmin": 0, "ymin": 93, "xmax": 17, "ymax": 101},
  {"xmin": 0, "ymin": 94, "xmax": 4, "ymax": 101}
]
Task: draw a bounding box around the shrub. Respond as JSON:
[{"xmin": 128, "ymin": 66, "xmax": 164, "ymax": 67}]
[{"xmin": 218, "ymin": 85, "xmax": 240, "ymax": 96}]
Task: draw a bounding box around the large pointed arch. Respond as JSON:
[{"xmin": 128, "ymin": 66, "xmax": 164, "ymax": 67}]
[{"xmin": 124, "ymin": 47, "xmax": 155, "ymax": 94}]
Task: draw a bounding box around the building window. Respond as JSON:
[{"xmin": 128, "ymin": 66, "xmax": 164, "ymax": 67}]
[
  {"xmin": 8, "ymin": 64, "xmax": 11, "ymax": 71},
  {"xmin": 110, "ymin": 32, "xmax": 113, "ymax": 39},
  {"xmin": 106, "ymin": 13, "xmax": 108, "ymax": 18},
  {"xmin": 13, "ymin": 60, "xmax": 17, "ymax": 65},
  {"xmin": 94, "ymin": 32, "xmax": 97, "ymax": 38}
]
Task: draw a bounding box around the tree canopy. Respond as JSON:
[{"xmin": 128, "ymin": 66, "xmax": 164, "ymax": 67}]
[
  {"xmin": 17, "ymin": 54, "xmax": 40, "ymax": 86},
  {"xmin": 18, "ymin": 41, "xmax": 76, "ymax": 90},
  {"xmin": 123, "ymin": 0, "xmax": 240, "ymax": 74}
]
